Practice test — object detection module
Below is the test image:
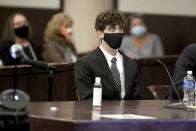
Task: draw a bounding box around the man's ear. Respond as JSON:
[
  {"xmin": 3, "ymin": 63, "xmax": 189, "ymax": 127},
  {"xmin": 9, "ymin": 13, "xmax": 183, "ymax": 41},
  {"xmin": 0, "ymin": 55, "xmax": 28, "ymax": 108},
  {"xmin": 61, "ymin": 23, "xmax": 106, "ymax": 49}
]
[{"xmin": 97, "ymin": 30, "xmax": 104, "ymax": 39}]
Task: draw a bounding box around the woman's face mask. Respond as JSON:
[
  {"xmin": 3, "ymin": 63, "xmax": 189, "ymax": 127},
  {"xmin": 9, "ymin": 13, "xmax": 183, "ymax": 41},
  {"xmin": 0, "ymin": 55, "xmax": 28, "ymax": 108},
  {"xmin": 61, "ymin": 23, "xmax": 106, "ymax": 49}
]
[
  {"xmin": 14, "ymin": 25, "xmax": 29, "ymax": 38},
  {"xmin": 13, "ymin": 15, "xmax": 29, "ymax": 38},
  {"xmin": 130, "ymin": 25, "xmax": 147, "ymax": 37}
]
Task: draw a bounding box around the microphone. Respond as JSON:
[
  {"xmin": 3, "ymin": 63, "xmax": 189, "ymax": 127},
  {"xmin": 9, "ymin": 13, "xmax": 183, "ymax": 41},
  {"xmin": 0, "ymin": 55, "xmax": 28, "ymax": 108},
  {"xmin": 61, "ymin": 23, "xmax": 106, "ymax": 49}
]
[
  {"xmin": 10, "ymin": 44, "xmax": 55, "ymax": 101},
  {"xmin": 1, "ymin": 44, "xmax": 31, "ymax": 130},
  {"xmin": 10, "ymin": 43, "xmax": 23, "ymax": 59},
  {"xmin": 10, "ymin": 43, "xmax": 56, "ymax": 69},
  {"xmin": 21, "ymin": 58, "xmax": 56, "ymax": 69},
  {"xmin": 157, "ymin": 59, "xmax": 185, "ymax": 109}
]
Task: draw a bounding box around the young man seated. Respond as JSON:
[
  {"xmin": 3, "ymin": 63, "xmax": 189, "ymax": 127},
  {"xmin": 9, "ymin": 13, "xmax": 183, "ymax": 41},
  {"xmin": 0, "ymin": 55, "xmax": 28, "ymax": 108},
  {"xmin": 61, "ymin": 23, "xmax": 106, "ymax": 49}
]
[{"xmin": 75, "ymin": 10, "xmax": 141, "ymax": 100}]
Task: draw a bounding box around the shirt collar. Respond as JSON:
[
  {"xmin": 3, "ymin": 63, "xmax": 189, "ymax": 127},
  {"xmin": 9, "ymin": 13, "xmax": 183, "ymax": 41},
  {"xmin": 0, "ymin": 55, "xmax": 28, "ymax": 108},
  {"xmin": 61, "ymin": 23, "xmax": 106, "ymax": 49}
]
[{"xmin": 99, "ymin": 44, "xmax": 122, "ymax": 63}]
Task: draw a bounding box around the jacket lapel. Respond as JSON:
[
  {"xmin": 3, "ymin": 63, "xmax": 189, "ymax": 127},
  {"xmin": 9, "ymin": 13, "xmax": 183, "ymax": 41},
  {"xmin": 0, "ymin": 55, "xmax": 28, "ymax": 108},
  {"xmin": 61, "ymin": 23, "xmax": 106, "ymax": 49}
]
[
  {"xmin": 95, "ymin": 48, "xmax": 116, "ymax": 89},
  {"xmin": 121, "ymin": 54, "xmax": 130, "ymax": 99}
]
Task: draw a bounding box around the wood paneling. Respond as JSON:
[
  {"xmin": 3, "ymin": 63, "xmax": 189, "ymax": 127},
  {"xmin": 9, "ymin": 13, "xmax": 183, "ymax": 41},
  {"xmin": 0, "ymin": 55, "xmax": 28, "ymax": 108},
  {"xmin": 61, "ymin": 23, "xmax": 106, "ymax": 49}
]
[
  {"xmin": 0, "ymin": 63, "xmax": 77, "ymax": 101},
  {"xmin": 0, "ymin": 55, "xmax": 177, "ymax": 101},
  {"xmin": 135, "ymin": 55, "xmax": 178, "ymax": 99}
]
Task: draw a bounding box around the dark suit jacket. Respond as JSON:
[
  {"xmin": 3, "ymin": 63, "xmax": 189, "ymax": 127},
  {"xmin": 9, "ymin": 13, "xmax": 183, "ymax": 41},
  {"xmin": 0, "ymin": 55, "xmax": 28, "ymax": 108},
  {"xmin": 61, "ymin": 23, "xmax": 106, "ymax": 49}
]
[
  {"xmin": 169, "ymin": 43, "xmax": 196, "ymax": 99},
  {"xmin": 75, "ymin": 47, "xmax": 141, "ymax": 100}
]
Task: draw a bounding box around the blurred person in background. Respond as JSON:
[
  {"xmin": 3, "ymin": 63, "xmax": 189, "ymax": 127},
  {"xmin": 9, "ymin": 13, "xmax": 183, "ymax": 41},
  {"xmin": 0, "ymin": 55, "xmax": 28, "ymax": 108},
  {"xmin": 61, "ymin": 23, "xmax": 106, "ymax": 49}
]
[
  {"xmin": 120, "ymin": 14, "xmax": 164, "ymax": 59},
  {"xmin": 169, "ymin": 43, "xmax": 196, "ymax": 100},
  {"xmin": 42, "ymin": 13, "xmax": 77, "ymax": 63},
  {"xmin": 0, "ymin": 12, "xmax": 42, "ymax": 65}
]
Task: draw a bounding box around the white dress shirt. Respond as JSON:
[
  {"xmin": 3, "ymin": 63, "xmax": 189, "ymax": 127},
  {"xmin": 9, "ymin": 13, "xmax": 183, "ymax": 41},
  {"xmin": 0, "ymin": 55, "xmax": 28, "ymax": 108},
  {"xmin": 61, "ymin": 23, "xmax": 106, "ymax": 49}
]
[
  {"xmin": 0, "ymin": 59, "xmax": 3, "ymax": 66},
  {"xmin": 100, "ymin": 45, "xmax": 125, "ymax": 99}
]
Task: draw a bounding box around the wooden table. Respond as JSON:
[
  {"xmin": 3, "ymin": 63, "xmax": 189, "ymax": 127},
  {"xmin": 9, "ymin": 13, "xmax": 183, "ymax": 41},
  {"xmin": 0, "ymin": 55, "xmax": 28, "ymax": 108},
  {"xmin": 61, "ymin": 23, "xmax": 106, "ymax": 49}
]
[{"xmin": 28, "ymin": 100, "xmax": 196, "ymax": 131}]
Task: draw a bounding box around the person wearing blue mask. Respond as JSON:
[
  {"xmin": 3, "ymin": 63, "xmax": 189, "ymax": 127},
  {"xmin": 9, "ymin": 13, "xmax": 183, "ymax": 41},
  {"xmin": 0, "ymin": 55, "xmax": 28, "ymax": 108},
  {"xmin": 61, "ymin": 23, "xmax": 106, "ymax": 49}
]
[
  {"xmin": 75, "ymin": 10, "xmax": 141, "ymax": 100},
  {"xmin": 120, "ymin": 14, "xmax": 164, "ymax": 59}
]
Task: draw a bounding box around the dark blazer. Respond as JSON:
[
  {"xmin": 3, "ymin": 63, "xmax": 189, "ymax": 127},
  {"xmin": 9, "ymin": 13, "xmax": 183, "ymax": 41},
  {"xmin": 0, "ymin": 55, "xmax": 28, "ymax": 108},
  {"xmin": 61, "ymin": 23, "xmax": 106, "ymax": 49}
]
[
  {"xmin": 169, "ymin": 43, "xmax": 196, "ymax": 99},
  {"xmin": 75, "ymin": 47, "xmax": 141, "ymax": 100}
]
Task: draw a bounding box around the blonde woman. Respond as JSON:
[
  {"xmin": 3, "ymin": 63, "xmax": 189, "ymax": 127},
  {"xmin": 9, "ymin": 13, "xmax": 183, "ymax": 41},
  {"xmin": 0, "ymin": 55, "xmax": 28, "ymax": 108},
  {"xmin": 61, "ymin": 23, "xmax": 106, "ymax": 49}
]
[{"xmin": 42, "ymin": 13, "xmax": 77, "ymax": 63}]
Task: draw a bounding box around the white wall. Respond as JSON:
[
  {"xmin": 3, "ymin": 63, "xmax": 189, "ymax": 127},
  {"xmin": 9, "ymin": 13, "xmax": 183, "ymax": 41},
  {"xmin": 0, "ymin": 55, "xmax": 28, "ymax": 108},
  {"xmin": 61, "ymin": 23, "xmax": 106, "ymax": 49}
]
[
  {"xmin": 0, "ymin": 0, "xmax": 60, "ymax": 9},
  {"xmin": 64, "ymin": 0, "xmax": 113, "ymax": 53},
  {"xmin": 118, "ymin": 0, "xmax": 196, "ymax": 16}
]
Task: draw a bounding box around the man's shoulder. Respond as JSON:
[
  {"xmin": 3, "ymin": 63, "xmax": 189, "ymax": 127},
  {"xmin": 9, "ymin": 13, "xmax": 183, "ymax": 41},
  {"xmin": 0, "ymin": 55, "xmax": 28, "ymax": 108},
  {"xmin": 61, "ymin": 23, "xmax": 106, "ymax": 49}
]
[
  {"xmin": 183, "ymin": 43, "xmax": 196, "ymax": 58},
  {"xmin": 120, "ymin": 52, "xmax": 138, "ymax": 67},
  {"xmin": 76, "ymin": 50, "xmax": 97, "ymax": 64},
  {"xmin": 184, "ymin": 43, "xmax": 196, "ymax": 50}
]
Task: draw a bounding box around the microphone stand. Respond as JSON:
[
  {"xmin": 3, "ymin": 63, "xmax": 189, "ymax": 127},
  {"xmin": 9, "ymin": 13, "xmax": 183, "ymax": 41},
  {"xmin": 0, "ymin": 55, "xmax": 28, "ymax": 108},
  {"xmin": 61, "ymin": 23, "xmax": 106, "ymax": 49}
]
[
  {"xmin": 13, "ymin": 64, "xmax": 17, "ymax": 99},
  {"xmin": 21, "ymin": 58, "xmax": 56, "ymax": 101},
  {"xmin": 157, "ymin": 59, "xmax": 186, "ymax": 109},
  {"xmin": 10, "ymin": 43, "xmax": 56, "ymax": 101},
  {"xmin": 48, "ymin": 68, "xmax": 54, "ymax": 101}
]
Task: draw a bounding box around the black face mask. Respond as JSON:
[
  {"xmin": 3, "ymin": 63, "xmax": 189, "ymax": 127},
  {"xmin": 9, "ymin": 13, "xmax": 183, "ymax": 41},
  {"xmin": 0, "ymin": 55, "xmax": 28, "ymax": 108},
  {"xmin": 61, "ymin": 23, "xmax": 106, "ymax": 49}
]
[
  {"xmin": 14, "ymin": 25, "xmax": 29, "ymax": 38},
  {"xmin": 103, "ymin": 33, "xmax": 124, "ymax": 49}
]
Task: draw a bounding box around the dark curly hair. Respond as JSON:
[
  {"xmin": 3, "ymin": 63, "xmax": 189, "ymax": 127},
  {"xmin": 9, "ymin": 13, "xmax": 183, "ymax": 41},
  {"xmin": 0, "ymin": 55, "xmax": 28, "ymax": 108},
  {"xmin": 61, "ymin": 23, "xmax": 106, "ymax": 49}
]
[{"xmin": 95, "ymin": 10, "xmax": 126, "ymax": 31}]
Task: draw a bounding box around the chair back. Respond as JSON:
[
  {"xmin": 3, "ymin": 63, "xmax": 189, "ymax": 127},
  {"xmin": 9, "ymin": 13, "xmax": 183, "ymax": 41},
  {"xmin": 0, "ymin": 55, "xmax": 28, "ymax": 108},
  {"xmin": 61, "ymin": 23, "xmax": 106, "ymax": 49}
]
[{"xmin": 148, "ymin": 85, "xmax": 170, "ymax": 100}]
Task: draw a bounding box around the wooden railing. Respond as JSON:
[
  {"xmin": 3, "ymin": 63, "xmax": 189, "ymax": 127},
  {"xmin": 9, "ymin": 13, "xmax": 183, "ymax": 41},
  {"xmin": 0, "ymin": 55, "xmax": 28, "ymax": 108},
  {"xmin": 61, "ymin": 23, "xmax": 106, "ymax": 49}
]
[{"xmin": 0, "ymin": 55, "xmax": 178, "ymax": 101}]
